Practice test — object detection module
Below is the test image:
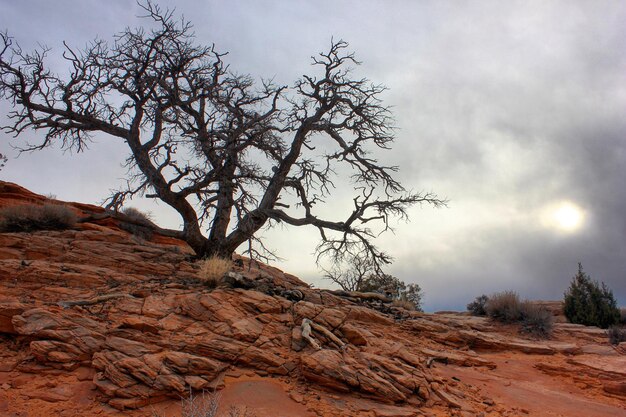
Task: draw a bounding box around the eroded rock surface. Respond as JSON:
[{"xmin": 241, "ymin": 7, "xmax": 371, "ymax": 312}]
[{"xmin": 0, "ymin": 181, "xmax": 625, "ymax": 417}]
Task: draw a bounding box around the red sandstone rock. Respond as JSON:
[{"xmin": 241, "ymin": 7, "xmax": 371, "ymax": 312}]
[{"xmin": 1, "ymin": 182, "xmax": 626, "ymax": 417}]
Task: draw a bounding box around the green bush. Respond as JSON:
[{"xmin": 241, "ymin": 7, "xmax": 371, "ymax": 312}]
[
  {"xmin": 563, "ymin": 263, "xmax": 620, "ymax": 329},
  {"xmin": 467, "ymin": 294, "xmax": 489, "ymax": 316},
  {"xmin": 0, "ymin": 203, "xmax": 77, "ymax": 232}
]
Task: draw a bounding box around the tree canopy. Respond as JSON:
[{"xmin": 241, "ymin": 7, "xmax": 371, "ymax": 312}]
[
  {"xmin": 563, "ymin": 263, "xmax": 619, "ymax": 329},
  {"xmin": 0, "ymin": 1, "xmax": 444, "ymax": 268}
]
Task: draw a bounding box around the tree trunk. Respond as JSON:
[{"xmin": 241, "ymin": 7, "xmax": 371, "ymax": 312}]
[{"xmin": 191, "ymin": 238, "xmax": 235, "ymax": 260}]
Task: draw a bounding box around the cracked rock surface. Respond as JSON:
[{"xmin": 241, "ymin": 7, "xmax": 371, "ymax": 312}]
[{"xmin": 1, "ymin": 181, "xmax": 625, "ymax": 417}]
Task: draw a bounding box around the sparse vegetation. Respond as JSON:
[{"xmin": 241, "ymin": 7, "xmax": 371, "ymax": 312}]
[
  {"xmin": 122, "ymin": 207, "xmax": 153, "ymax": 224},
  {"xmin": 0, "ymin": 152, "xmax": 6, "ymax": 171},
  {"xmin": 360, "ymin": 273, "xmax": 424, "ymax": 312},
  {"xmin": 401, "ymin": 283, "xmax": 424, "ymax": 312},
  {"xmin": 0, "ymin": 203, "xmax": 77, "ymax": 232},
  {"xmin": 180, "ymin": 390, "xmax": 219, "ymax": 417},
  {"xmin": 324, "ymin": 253, "xmax": 424, "ymax": 311},
  {"xmin": 607, "ymin": 325, "xmax": 626, "ymax": 345},
  {"xmin": 563, "ymin": 263, "xmax": 620, "ymax": 329},
  {"xmin": 392, "ymin": 299, "xmax": 417, "ymax": 311},
  {"xmin": 519, "ymin": 301, "xmax": 554, "ymax": 338},
  {"xmin": 198, "ymin": 256, "xmax": 232, "ymax": 288},
  {"xmin": 467, "ymin": 294, "xmax": 489, "ymax": 316},
  {"xmin": 151, "ymin": 389, "xmax": 255, "ymax": 417},
  {"xmin": 119, "ymin": 207, "xmax": 154, "ymax": 240},
  {"xmin": 323, "ymin": 253, "xmax": 373, "ymax": 292},
  {"xmin": 227, "ymin": 406, "xmax": 256, "ymax": 417},
  {"xmin": 480, "ymin": 291, "xmax": 553, "ymax": 338},
  {"xmin": 484, "ymin": 291, "xmax": 522, "ymax": 323}
]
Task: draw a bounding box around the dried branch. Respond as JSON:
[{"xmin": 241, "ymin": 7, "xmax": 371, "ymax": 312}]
[{"xmin": 0, "ymin": 1, "xmax": 445, "ymax": 267}]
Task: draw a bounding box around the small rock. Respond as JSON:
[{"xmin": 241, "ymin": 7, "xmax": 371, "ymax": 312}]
[
  {"xmin": 289, "ymin": 391, "xmax": 304, "ymax": 403},
  {"xmin": 604, "ymin": 381, "xmax": 626, "ymax": 397},
  {"xmin": 340, "ymin": 323, "xmax": 369, "ymax": 346},
  {"xmin": 75, "ymin": 366, "xmax": 94, "ymax": 381},
  {"xmin": 24, "ymin": 390, "xmax": 70, "ymax": 403}
]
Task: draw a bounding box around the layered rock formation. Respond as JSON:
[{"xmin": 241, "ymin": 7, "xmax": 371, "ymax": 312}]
[{"xmin": 0, "ymin": 181, "xmax": 625, "ymax": 417}]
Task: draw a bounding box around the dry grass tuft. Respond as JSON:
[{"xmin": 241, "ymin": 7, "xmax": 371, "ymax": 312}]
[
  {"xmin": 181, "ymin": 390, "xmax": 220, "ymax": 417},
  {"xmin": 151, "ymin": 389, "xmax": 256, "ymax": 417},
  {"xmin": 482, "ymin": 291, "xmax": 553, "ymax": 338},
  {"xmin": 0, "ymin": 203, "xmax": 77, "ymax": 232},
  {"xmin": 119, "ymin": 207, "xmax": 154, "ymax": 240},
  {"xmin": 519, "ymin": 301, "xmax": 554, "ymax": 338},
  {"xmin": 392, "ymin": 299, "xmax": 416, "ymax": 311},
  {"xmin": 151, "ymin": 389, "xmax": 219, "ymax": 417},
  {"xmin": 198, "ymin": 256, "xmax": 232, "ymax": 288},
  {"xmin": 608, "ymin": 325, "xmax": 626, "ymax": 345},
  {"xmin": 484, "ymin": 291, "xmax": 521, "ymax": 323},
  {"xmin": 227, "ymin": 405, "xmax": 256, "ymax": 417},
  {"xmin": 122, "ymin": 207, "xmax": 153, "ymax": 225}
]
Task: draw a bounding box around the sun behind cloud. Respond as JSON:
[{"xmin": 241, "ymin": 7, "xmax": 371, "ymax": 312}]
[{"xmin": 541, "ymin": 201, "xmax": 586, "ymax": 233}]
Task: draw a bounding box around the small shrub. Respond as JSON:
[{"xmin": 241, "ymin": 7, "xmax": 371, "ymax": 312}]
[
  {"xmin": 182, "ymin": 390, "xmax": 219, "ymax": 417},
  {"xmin": 360, "ymin": 274, "xmax": 424, "ymax": 312},
  {"xmin": 402, "ymin": 283, "xmax": 424, "ymax": 312},
  {"xmin": 483, "ymin": 291, "xmax": 553, "ymax": 338},
  {"xmin": 467, "ymin": 294, "xmax": 489, "ymax": 316},
  {"xmin": 392, "ymin": 299, "xmax": 416, "ymax": 311},
  {"xmin": 119, "ymin": 207, "xmax": 154, "ymax": 240},
  {"xmin": 198, "ymin": 256, "xmax": 232, "ymax": 288},
  {"xmin": 519, "ymin": 301, "xmax": 554, "ymax": 338},
  {"xmin": 228, "ymin": 406, "xmax": 256, "ymax": 417},
  {"xmin": 607, "ymin": 326, "xmax": 626, "ymax": 345},
  {"xmin": 152, "ymin": 389, "xmax": 257, "ymax": 417},
  {"xmin": 152, "ymin": 389, "xmax": 220, "ymax": 417},
  {"xmin": 0, "ymin": 203, "xmax": 77, "ymax": 232},
  {"xmin": 484, "ymin": 291, "xmax": 522, "ymax": 323},
  {"xmin": 122, "ymin": 207, "xmax": 153, "ymax": 225},
  {"xmin": 119, "ymin": 221, "xmax": 154, "ymax": 240},
  {"xmin": 563, "ymin": 263, "xmax": 620, "ymax": 329}
]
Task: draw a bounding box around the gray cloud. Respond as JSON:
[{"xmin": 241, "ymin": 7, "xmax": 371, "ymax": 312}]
[{"xmin": 1, "ymin": 1, "xmax": 625, "ymax": 310}]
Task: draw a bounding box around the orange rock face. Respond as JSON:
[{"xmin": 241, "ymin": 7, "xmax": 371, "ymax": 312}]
[{"xmin": 0, "ymin": 181, "xmax": 625, "ymax": 417}]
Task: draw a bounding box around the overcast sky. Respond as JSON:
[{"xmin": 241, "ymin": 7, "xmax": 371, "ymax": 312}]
[{"xmin": 1, "ymin": 0, "xmax": 625, "ymax": 311}]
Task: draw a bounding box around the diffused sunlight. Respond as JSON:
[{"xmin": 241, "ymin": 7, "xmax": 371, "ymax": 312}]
[{"xmin": 541, "ymin": 201, "xmax": 586, "ymax": 232}]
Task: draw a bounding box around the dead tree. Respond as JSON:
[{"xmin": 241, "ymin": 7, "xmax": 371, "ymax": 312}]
[
  {"xmin": 323, "ymin": 252, "xmax": 373, "ymax": 291},
  {"xmin": 0, "ymin": 1, "xmax": 445, "ymax": 268}
]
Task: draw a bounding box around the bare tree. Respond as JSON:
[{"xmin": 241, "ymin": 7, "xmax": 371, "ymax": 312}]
[
  {"xmin": 323, "ymin": 253, "xmax": 374, "ymax": 292},
  {"xmin": 0, "ymin": 2, "xmax": 445, "ymax": 267}
]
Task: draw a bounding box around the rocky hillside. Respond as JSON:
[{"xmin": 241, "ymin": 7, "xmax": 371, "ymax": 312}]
[{"xmin": 0, "ymin": 181, "xmax": 624, "ymax": 417}]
